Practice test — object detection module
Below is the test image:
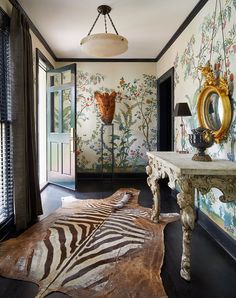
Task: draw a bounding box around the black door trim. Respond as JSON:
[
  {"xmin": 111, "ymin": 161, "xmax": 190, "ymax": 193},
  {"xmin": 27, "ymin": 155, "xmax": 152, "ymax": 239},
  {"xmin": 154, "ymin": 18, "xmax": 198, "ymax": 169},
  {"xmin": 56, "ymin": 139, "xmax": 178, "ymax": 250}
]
[
  {"xmin": 36, "ymin": 48, "xmax": 54, "ymax": 190},
  {"xmin": 156, "ymin": 67, "xmax": 175, "ymax": 151}
]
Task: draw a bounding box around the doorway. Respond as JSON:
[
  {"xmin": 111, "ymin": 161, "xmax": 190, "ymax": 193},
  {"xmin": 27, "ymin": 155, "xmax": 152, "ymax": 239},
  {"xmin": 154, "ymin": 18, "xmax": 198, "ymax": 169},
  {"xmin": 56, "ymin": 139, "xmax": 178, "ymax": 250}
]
[
  {"xmin": 36, "ymin": 51, "xmax": 77, "ymax": 191},
  {"xmin": 36, "ymin": 49, "xmax": 53, "ymax": 190},
  {"xmin": 157, "ymin": 67, "xmax": 174, "ymax": 151}
]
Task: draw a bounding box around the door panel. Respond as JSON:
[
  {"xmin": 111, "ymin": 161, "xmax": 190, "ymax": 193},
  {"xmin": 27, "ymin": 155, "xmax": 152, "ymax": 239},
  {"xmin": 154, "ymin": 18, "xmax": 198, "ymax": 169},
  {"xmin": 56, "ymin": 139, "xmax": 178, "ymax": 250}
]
[
  {"xmin": 47, "ymin": 64, "xmax": 77, "ymax": 190},
  {"xmin": 50, "ymin": 142, "xmax": 59, "ymax": 172},
  {"xmin": 62, "ymin": 143, "xmax": 71, "ymax": 175}
]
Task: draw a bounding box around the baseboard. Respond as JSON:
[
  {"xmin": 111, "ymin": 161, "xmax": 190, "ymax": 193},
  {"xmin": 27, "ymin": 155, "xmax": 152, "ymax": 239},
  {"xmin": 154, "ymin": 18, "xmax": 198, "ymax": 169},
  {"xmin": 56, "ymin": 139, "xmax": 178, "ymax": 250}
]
[
  {"xmin": 197, "ymin": 209, "xmax": 236, "ymax": 260},
  {"xmin": 77, "ymin": 172, "xmax": 147, "ymax": 180},
  {"xmin": 165, "ymin": 187, "xmax": 236, "ymax": 260},
  {"xmin": 40, "ymin": 182, "xmax": 49, "ymax": 192}
]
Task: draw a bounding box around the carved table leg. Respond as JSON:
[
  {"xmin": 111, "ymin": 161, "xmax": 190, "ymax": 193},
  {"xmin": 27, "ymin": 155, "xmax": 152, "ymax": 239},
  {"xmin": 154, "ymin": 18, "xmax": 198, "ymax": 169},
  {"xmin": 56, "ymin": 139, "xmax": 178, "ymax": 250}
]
[
  {"xmin": 177, "ymin": 177, "xmax": 196, "ymax": 281},
  {"xmin": 146, "ymin": 164, "xmax": 161, "ymax": 223},
  {"xmin": 151, "ymin": 180, "xmax": 160, "ymax": 223}
]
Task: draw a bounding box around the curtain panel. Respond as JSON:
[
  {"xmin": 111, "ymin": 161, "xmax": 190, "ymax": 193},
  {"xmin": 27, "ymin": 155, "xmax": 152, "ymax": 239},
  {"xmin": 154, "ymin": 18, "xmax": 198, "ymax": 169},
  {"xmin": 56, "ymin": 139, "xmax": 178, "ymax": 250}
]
[{"xmin": 10, "ymin": 7, "xmax": 42, "ymax": 231}]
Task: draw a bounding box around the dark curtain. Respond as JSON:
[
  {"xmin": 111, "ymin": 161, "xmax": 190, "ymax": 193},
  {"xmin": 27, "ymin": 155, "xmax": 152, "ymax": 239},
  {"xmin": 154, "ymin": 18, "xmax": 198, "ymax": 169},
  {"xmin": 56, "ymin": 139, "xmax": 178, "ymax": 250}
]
[{"xmin": 10, "ymin": 7, "xmax": 42, "ymax": 231}]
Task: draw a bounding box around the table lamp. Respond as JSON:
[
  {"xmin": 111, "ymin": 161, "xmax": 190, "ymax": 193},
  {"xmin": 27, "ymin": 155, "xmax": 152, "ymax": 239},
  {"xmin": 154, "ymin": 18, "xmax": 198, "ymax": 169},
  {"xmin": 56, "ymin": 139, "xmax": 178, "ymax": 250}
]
[{"xmin": 174, "ymin": 102, "xmax": 192, "ymax": 153}]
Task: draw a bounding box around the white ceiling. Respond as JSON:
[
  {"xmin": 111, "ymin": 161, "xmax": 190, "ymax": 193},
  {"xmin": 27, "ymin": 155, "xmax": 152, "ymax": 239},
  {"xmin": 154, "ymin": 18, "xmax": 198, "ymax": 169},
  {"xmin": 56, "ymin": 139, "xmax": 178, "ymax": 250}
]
[{"xmin": 17, "ymin": 0, "xmax": 200, "ymax": 59}]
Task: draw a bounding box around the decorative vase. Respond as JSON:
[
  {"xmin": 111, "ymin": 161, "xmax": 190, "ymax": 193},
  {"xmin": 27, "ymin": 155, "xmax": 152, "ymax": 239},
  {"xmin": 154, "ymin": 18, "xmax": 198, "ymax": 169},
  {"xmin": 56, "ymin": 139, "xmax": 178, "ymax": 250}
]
[
  {"xmin": 95, "ymin": 91, "xmax": 117, "ymax": 124},
  {"xmin": 189, "ymin": 127, "xmax": 214, "ymax": 161}
]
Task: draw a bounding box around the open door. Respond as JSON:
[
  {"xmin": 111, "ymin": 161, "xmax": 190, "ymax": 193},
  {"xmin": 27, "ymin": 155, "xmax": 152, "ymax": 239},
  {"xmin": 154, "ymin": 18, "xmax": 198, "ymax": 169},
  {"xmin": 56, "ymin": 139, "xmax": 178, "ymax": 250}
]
[{"xmin": 47, "ymin": 64, "xmax": 77, "ymax": 190}]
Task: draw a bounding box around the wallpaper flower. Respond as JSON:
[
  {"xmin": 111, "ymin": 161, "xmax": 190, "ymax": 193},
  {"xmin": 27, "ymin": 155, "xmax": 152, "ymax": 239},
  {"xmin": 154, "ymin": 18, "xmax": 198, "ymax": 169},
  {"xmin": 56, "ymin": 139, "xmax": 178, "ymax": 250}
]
[
  {"xmin": 76, "ymin": 70, "xmax": 157, "ymax": 173},
  {"xmin": 173, "ymin": 0, "xmax": 236, "ymax": 239}
]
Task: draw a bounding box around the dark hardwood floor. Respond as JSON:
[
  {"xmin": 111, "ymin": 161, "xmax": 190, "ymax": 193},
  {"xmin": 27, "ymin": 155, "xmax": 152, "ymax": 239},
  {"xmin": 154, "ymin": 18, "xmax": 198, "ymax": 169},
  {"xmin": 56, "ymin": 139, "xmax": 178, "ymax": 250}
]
[{"xmin": 0, "ymin": 178, "xmax": 236, "ymax": 298}]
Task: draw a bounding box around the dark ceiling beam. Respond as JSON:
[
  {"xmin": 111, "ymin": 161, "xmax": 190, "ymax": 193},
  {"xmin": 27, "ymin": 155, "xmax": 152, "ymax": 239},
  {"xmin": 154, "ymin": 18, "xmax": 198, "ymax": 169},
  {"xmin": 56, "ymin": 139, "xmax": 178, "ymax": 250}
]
[{"xmin": 155, "ymin": 0, "xmax": 208, "ymax": 62}]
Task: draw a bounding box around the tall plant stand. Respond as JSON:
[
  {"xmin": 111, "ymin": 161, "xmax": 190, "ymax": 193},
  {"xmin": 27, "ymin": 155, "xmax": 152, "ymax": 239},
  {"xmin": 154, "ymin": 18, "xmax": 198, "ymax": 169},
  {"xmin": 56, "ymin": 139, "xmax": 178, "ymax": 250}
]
[{"xmin": 101, "ymin": 123, "xmax": 114, "ymax": 179}]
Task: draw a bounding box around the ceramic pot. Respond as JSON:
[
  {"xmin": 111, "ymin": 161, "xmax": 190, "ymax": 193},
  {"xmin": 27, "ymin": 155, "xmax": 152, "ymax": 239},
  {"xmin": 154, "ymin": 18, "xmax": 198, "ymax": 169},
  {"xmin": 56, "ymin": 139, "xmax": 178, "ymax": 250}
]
[{"xmin": 189, "ymin": 127, "xmax": 214, "ymax": 161}]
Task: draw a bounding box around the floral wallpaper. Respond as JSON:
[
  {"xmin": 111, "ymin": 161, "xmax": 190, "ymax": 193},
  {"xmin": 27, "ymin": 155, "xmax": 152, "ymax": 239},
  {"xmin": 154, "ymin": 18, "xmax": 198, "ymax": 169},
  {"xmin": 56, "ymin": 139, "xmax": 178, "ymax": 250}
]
[
  {"xmin": 159, "ymin": 0, "xmax": 236, "ymax": 240},
  {"xmin": 75, "ymin": 69, "xmax": 157, "ymax": 173}
]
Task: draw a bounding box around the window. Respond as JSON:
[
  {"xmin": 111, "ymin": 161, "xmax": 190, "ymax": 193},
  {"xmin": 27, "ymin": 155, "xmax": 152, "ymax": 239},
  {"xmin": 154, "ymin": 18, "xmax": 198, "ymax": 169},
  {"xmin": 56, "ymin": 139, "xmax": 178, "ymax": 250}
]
[{"xmin": 0, "ymin": 9, "xmax": 13, "ymax": 228}]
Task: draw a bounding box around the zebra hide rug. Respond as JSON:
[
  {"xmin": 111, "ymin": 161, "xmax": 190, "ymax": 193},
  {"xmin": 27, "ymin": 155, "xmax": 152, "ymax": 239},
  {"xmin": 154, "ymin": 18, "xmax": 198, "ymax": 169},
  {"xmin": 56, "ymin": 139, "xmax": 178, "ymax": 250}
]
[{"xmin": 0, "ymin": 188, "xmax": 179, "ymax": 298}]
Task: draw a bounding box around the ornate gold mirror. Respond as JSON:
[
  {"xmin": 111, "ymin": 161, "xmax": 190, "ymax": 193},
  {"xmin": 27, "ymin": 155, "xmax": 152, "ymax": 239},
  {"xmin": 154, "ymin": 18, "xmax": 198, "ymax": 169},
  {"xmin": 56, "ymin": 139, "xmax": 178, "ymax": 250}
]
[{"xmin": 197, "ymin": 64, "xmax": 232, "ymax": 143}]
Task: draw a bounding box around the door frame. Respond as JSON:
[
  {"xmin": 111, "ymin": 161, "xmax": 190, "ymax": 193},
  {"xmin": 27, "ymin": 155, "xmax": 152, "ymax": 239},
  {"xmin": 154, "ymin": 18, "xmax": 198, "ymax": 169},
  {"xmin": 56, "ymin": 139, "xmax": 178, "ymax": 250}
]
[
  {"xmin": 156, "ymin": 67, "xmax": 175, "ymax": 151},
  {"xmin": 36, "ymin": 48, "xmax": 54, "ymax": 190}
]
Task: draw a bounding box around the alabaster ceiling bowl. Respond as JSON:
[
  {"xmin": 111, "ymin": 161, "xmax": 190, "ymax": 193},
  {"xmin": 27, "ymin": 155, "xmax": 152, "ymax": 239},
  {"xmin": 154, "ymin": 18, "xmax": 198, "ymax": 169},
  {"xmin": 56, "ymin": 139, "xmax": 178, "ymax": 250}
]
[
  {"xmin": 80, "ymin": 33, "xmax": 128, "ymax": 57},
  {"xmin": 80, "ymin": 5, "xmax": 128, "ymax": 58}
]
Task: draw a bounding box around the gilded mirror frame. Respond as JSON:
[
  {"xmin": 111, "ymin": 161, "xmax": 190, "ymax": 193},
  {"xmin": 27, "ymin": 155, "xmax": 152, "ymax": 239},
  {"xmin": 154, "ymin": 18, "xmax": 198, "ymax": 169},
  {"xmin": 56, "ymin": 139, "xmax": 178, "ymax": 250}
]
[{"xmin": 197, "ymin": 64, "xmax": 232, "ymax": 143}]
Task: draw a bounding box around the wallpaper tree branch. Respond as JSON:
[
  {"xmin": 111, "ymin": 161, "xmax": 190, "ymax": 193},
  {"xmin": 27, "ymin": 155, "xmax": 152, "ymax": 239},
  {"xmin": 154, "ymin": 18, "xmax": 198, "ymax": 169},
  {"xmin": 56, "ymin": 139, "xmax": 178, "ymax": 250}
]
[
  {"xmin": 75, "ymin": 68, "xmax": 157, "ymax": 173},
  {"xmin": 161, "ymin": 0, "xmax": 236, "ymax": 240}
]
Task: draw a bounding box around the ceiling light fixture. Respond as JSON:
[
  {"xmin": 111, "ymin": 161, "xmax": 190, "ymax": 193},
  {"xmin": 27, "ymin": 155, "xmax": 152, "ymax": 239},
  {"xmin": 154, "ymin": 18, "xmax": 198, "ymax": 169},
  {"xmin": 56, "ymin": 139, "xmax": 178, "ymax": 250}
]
[{"xmin": 80, "ymin": 5, "xmax": 128, "ymax": 58}]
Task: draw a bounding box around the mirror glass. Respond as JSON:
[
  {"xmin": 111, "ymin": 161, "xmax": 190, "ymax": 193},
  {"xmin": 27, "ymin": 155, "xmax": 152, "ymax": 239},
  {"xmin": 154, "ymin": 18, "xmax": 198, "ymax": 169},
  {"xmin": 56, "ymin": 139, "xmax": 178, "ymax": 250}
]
[{"xmin": 204, "ymin": 92, "xmax": 224, "ymax": 131}]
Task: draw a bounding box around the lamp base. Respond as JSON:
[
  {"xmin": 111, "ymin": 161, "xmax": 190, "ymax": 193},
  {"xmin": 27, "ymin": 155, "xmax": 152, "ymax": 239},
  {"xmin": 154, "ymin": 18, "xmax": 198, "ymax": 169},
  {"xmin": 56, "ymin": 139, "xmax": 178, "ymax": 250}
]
[
  {"xmin": 177, "ymin": 150, "xmax": 189, "ymax": 154},
  {"xmin": 192, "ymin": 153, "xmax": 212, "ymax": 162}
]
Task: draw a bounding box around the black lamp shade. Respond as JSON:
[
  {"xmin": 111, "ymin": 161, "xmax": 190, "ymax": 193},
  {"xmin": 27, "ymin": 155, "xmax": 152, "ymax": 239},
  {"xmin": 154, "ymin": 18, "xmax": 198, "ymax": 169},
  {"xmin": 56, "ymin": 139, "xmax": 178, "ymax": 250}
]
[{"xmin": 174, "ymin": 102, "xmax": 192, "ymax": 117}]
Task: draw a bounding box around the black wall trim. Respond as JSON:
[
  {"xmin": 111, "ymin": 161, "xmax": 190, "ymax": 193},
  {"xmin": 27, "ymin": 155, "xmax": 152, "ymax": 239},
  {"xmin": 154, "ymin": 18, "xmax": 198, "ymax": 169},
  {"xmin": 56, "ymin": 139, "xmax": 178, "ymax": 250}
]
[
  {"xmin": 197, "ymin": 209, "xmax": 236, "ymax": 260},
  {"xmin": 77, "ymin": 172, "xmax": 147, "ymax": 180},
  {"xmin": 9, "ymin": 0, "xmax": 57, "ymax": 61},
  {"xmin": 157, "ymin": 66, "xmax": 175, "ymax": 83},
  {"xmin": 55, "ymin": 58, "xmax": 156, "ymax": 63},
  {"xmin": 36, "ymin": 48, "xmax": 54, "ymax": 69},
  {"xmin": 155, "ymin": 0, "xmax": 208, "ymax": 62},
  {"xmin": 6, "ymin": 0, "xmax": 208, "ymax": 63}
]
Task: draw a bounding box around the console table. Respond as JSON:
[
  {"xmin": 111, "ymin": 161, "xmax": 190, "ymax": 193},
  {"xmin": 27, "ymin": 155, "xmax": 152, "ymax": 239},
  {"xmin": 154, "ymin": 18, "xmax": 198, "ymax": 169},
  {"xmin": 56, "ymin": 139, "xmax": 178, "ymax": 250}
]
[{"xmin": 146, "ymin": 151, "xmax": 236, "ymax": 281}]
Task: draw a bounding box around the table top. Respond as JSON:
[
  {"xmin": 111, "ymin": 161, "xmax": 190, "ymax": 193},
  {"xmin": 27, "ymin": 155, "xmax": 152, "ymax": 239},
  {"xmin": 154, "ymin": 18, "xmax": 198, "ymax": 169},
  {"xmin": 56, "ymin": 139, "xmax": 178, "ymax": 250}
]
[{"xmin": 147, "ymin": 151, "xmax": 236, "ymax": 175}]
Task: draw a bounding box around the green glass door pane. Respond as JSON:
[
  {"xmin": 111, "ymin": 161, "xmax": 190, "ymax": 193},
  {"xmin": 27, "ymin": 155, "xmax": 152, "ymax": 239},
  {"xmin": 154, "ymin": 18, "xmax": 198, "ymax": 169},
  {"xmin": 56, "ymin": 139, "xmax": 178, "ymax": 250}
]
[
  {"xmin": 51, "ymin": 91, "xmax": 60, "ymax": 132},
  {"xmin": 62, "ymin": 89, "xmax": 71, "ymax": 133},
  {"xmin": 62, "ymin": 70, "xmax": 72, "ymax": 84},
  {"xmin": 49, "ymin": 73, "xmax": 61, "ymax": 87}
]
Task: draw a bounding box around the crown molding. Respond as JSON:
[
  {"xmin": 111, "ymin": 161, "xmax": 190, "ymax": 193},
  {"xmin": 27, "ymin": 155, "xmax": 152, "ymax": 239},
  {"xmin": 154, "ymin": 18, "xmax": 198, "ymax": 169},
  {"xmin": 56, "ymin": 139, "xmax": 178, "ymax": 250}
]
[
  {"xmin": 155, "ymin": 0, "xmax": 208, "ymax": 62},
  {"xmin": 8, "ymin": 0, "xmax": 208, "ymax": 63},
  {"xmin": 55, "ymin": 57, "xmax": 156, "ymax": 63}
]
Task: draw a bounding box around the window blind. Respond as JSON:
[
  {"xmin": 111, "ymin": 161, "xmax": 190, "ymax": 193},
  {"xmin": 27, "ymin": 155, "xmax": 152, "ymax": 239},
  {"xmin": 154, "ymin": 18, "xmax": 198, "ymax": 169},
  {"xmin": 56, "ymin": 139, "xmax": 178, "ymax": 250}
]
[{"xmin": 0, "ymin": 9, "xmax": 13, "ymax": 225}]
